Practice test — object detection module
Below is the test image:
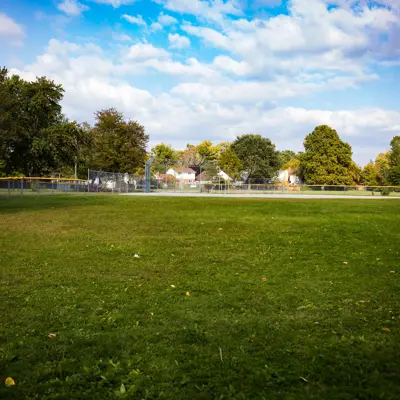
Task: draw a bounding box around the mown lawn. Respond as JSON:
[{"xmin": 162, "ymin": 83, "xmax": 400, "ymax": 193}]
[{"xmin": 0, "ymin": 195, "xmax": 399, "ymax": 399}]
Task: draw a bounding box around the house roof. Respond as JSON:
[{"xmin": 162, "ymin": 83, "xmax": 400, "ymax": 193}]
[
  {"xmin": 170, "ymin": 167, "xmax": 196, "ymax": 174},
  {"xmin": 156, "ymin": 174, "xmax": 176, "ymax": 180},
  {"xmin": 196, "ymin": 171, "xmax": 215, "ymax": 181}
]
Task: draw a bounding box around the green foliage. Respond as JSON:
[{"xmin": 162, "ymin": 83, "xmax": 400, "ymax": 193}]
[
  {"xmin": 178, "ymin": 144, "xmax": 201, "ymax": 166},
  {"xmin": 375, "ymin": 152, "xmax": 391, "ymax": 186},
  {"xmin": 1, "ymin": 196, "xmax": 400, "ymax": 399},
  {"xmin": 151, "ymin": 143, "xmax": 178, "ymax": 173},
  {"xmin": 0, "ymin": 68, "xmax": 66, "ymax": 175},
  {"xmin": 196, "ymin": 140, "xmax": 217, "ymax": 162},
  {"xmin": 92, "ymin": 108, "xmax": 148, "ymax": 174},
  {"xmin": 389, "ymin": 136, "xmax": 400, "ymax": 167},
  {"xmin": 231, "ymin": 134, "xmax": 279, "ymax": 182},
  {"xmin": 277, "ymin": 150, "xmax": 296, "ymax": 169},
  {"xmin": 300, "ymin": 125, "xmax": 355, "ymax": 185},
  {"xmin": 361, "ymin": 162, "xmax": 379, "ymax": 186},
  {"xmin": 389, "ymin": 166, "xmax": 400, "ymax": 186},
  {"xmin": 219, "ymin": 147, "xmax": 242, "ymax": 180}
]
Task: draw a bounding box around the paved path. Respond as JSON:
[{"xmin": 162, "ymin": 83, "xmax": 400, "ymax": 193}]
[{"xmin": 122, "ymin": 192, "xmax": 400, "ymax": 200}]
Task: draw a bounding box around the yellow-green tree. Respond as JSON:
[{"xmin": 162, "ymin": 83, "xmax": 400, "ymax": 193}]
[{"xmin": 299, "ymin": 125, "xmax": 355, "ymax": 185}]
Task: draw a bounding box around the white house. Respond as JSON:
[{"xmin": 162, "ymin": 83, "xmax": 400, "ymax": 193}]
[
  {"xmin": 167, "ymin": 167, "xmax": 196, "ymax": 184},
  {"xmin": 218, "ymin": 170, "xmax": 233, "ymax": 182},
  {"xmin": 278, "ymin": 169, "xmax": 302, "ymax": 184}
]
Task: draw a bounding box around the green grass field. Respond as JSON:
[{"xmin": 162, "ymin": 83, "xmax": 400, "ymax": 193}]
[{"xmin": 1, "ymin": 196, "xmax": 400, "ymax": 399}]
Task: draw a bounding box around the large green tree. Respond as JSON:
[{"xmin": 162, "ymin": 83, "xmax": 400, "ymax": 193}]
[
  {"xmin": 92, "ymin": 108, "xmax": 148, "ymax": 174},
  {"xmin": 361, "ymin": 162, "xmax": 379, "ymax": 186},
  {"xmin": 299, "ymin": 125, "xmax": 355, "ymax": 185},
  {"xmin": 388, "ymin": 136, "xmax": 400, "ymax": 186},
  {"xmin": 389, "ymin": 136, "xmax": 400, "ymax": 167},
  {"xmin": 231, "ymin": 134, "xmax": 279, "ymax": 182},
  {"xmin": 277, "ymin": 150, "xmax": 296, "ymax": 170},
  {"xmin": 219, "ymin": 147, "xmax": 242, "ymax": 180},
  {"xmin": 152, "ymin": 143, "xmax": 177, "ymax": 173},
  {"xmin": 375, "ymin": 152, "xmax": 390, "ymax": 186},
  {"xmin": 0, "ymin": 68, "xmax": 66, "ymax": 175}
]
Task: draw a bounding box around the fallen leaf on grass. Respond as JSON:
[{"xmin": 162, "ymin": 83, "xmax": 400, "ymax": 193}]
[
  {"xmin": 383, "ymin": 327, "xmax": 390, "ymax": 333},
  {"xmin": 186, "ymin": 291, "xmax": 190, "ymax": 297},
  {"xmin": 390, "ymin": 271, "xmax": 395, "ymax": 273},
  {"xmin": 5, "ymin": 377, "xmax": 15, "ymax": 387},
  {"xmin": 260, "ymin": 277, "xmax": 267, "ymax": 281},
  {"xmin": 300, "ymin": 377, "xmax": 308, "ymax": 383},
  {"xmin": 343, "ymin": 261, "xmax": 348, "ymax": 265},
  {"xmin": 170, "ymin": 285, "xmax": 176, "ymax": 288},
  {"xmin": 218, "ymin": 228, "xmax": 223, "ymax": 231},
  {"xmin": 133, "ymin": 254, "xmax": 140, "ymax": 258},
  {"xmin": 48, "ymin": 333, "xmax": 57, "ymax": 339}
]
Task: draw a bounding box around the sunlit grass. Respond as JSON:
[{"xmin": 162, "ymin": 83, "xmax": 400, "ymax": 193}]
[{"xmin": 1, "ymin": 196, "xmax": 399, "ymax": 399}]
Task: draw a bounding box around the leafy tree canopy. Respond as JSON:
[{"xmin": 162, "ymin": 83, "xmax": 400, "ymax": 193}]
[
  {"xmin": 231, "ymin": 134, "xmax": 279, "ymax": 182},
  {"xmin": 361, "ymin": 162, "xmax": 379, "ymax": 186},
  {"xmin": 151, "ymin": 143, "xmax": 178, "ymax": 173},
  {"xmin": 375, "ymin": 152, "xmax": 391, "ymax": 186},
  {"xmin": 389, "ymin": 136, "xmax": 400, "ymax": 167},
  {"xmin": 299, "ymin": 125, "xmax": 355, "ymax": 185},
  {"xmin": 277, "ymin": 150, "xmax": 296, "ymax": 170},
  {"xmin": 92, "ymin": 108, "xmax": 148, "ymax": 174},
  {"xmin": 219, "ymin": 147, "xmax": 243, "ymax": 180}
]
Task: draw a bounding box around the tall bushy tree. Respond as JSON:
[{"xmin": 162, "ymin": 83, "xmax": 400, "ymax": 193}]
[
  {"xmin": 152, "ymin": 143, "xmax": 177, "ymax": 173},
  {"xmin": 389, "ymin": 136, "xmax": 400, "ymax": 186},
  {"xmin": 219, "ymin": 147, "xmax": 242, "ymax": 180},
  {"xmin": 361, "ymin": 162, "xmax": 379, "ymax": 186},
  {"xmin": 299, "ymin": 125, "xmax": 355, "ymax": 185},
  {"xmin": 375, "ymin": 152, "xmax": 390, "ymax": 186},
  {"xmin": 0, "ymin": 68, "xmax": 66, "ymax": 175},
  {"xmin": 92, "ymin": 108, "xmax": 148, "ymax": 173},
  {"xmin": 277, "ymin": 150, "xmax": 296, "ymax": 170},
  {"xmin": 389, "ymin": 136, "xmax": 400, "ymax": 167},
  {"xmin": 231, "ymin": 134, "xmax": 279, "ymax": 182}
]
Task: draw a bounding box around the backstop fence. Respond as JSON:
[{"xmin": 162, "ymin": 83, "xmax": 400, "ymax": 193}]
[{"xmin": 0, "ymin": 177, "xmax": 87, "ymax": 198}]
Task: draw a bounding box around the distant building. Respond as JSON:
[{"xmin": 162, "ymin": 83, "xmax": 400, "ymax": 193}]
[
  {"xmin": 166, "ymin": 167, "xmax": 196, "ymax": 184},
  {"xmin": 278, "ymin": 169, "xmax": 302, "ymax": 184}
]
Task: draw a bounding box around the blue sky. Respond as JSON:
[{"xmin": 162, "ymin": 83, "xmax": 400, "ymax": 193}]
[{"xmin": 1, "ymin": 0, "xmax": 399, "ymax": 164}]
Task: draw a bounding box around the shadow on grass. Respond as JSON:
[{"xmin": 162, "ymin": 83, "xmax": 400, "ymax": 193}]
[{"xmin": 0, "ymin": 195, "xmax": 113, "ymax": 214}]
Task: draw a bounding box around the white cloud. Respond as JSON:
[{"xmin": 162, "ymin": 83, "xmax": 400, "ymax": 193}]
[
  {"xmin": 112, "ymin": 32, "xmax": 132, "ymax": 41},
  {"xmin": 57, "ymin": 0, "xmax": 89, "ymax": 16},
  {"xmin": 158, "ymin": 12, "xmax": 178, "ymax": 26},
  {"xmin": 168, "ymin": 33, "xmax": 191, "ymax": 49},
  {"xmin": 0, "ymin": 13, "xmax": 25, "ymax": 45},
  {"xmin": 124, "ymin": 43, "xmax": 170, "ymax": 60},
  {"xmin": 6, "ymin": 0, "xmax": 400, "ymax": 165},
  {"xmin": 11, "ymin": 37, "xmax": 400, "ymax": 164},
  {"xmin": 182, "ymin": 25, "xmax": 231, "ymax": 49},
  {"xmin": 152, "ymin": 0, "xmax": 243, "ymax": 23},
  {"xmin": 92, "ymin": 0, "xmax": 134, "ymax": 7},
  {"xmin": 122, "ymin": 14, "xmax": 147, "ymax": 27},
  {"xmin": 150, "ymin": 22, "xmax": 163, "ymax": 31}
]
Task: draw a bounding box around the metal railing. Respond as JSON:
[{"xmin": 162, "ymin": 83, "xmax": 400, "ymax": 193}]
[
  {"xmin": 0, "ymin": 177, "xmax": 87, "ymax": 198},
  {"xmin": 1, "ymin": 176, "xmax": 400, "ymax": 198}
]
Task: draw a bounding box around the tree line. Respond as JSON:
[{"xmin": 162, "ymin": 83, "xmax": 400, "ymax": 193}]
[{"xmin": 1, "ymin": 68, "xmax": 400, "ymax": 186}]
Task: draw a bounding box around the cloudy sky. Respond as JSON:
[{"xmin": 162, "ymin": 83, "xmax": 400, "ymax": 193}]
[{"xmin": 1, "ymin": 0, "xmax": 399, "ymax": 164}]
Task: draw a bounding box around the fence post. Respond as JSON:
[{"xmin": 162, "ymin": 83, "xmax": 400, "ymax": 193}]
[
  {"xmin": 52, "ymin": 180, "xmax": 54, "ymax": 196},
  {"xmin": 7, "ymin": 180, "xmax": 10, "ymax": 198},
  {"xmin": 20, "ymin": 179, "xmax": 23, "ymax": 199}
]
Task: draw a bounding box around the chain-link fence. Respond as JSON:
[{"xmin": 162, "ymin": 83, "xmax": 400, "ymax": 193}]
[
  {"xmin": 0, "ymin": 178, "xmax": 87, "ymax": 198},
  {"xmin": 2, "ymin": 174, "xmax": 400, "ymax": 198},
  {"xmin": 88, "ymin": 170, "xmax": 145, "ymax": 193}
]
